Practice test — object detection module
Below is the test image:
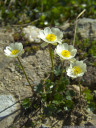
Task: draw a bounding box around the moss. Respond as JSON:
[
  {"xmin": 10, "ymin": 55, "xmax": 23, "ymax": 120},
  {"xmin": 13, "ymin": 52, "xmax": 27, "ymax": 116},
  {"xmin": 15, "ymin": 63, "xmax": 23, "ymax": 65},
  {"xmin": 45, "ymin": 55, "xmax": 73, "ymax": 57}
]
[
  {"xmin": 13, "ymin": 32, "xmax": 20, "ymax": 41},
  {"xmin": 83, "ymin": 52, "xmax": 88, "ymax": 58},
  {"xmin": 31, "ymin": 45, "xmax": 40, "ymax": 51},
  {"xmin": 25, "ymin": 41, "xmax": 29, "ymax": 45},
  {"xmin": 93, "ymin": 61, "xmax": 96, "ymax": 66},
  {"xmin": 88, "ymin": 47, "xmax": 96, "ymax": 56},
  {"xmin": 1, "ymin": 0, "xmax": 96, "ymax": 27},
  {"xmin": 25, "ymin": 46, "xmax": 33, "ymax": 54}
]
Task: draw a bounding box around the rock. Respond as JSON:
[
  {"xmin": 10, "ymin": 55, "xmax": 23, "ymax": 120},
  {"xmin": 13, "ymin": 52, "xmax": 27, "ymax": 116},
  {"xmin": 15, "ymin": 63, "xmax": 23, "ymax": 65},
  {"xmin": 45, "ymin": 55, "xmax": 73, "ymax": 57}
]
[
  {"xmin": 0, "ymin": 94, "xmax": 20, "ymax": 128},
  {"xmin": 0, "ymin": 28, "xmax": 14, "ymax": 42},
  {"xmin": 83, "ymin": 66, "xmax": 96, "ymax": 89},
  {"xmin": 71, "ymin": 84, "xmax": 85, "ymax": 93},
  {"xmin": 77, "ymin": 18, "xmax": 96, "ymax": 40},
  {"xmin": 60, "ymin": 18, "xmax": 96, "ymax": 40},
  {"xmin": 19, "ymin": 49, "xmax": 52, "ymax": 85},
  {"xmin": 81, "ymin": 111, "xmax": 96, "ymax": 126},
  {"xmin": 59, "ymin": 22, "xmax": 74, "ymax": 39}
]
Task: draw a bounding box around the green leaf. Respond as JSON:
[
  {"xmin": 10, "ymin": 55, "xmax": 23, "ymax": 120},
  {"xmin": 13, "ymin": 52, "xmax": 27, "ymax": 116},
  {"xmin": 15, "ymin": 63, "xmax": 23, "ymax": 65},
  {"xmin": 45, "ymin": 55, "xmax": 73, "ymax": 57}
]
[
  {"xmin": 54, "ymin": 93, "xmax": 63, "ymax": 101},
  {"xmin": 22, "ymin": 98, "xmax": 31, "ymax": 109},
  {"xmin": 64, "ymin": 107, "xmax": 68, "ymax": 111},
  {"xmin": 34, "ymin": 83, "xmax": 43, "ymax": 93},
  {"xmin": 88, "ymin": 102, "xmax": 95, "ymax": 111},
  {"xmin": 15, "ymin": 64, "xmax": 22, "ymax": 70},
  {"xmin": 65, "ymin": 100, "xmax": 74, "ymax": 109},
  {"xmin": 57, "ymin": 77, "xmax": 70, "ymax": 92},
  {"xmin": 83, "ymin": 88, "xmax": 93, "ymax": 101},
  {"xmin": 66, "ymin": 96, "xmax": 71, "ymax": 100},
  {"xmin": 65, "ymin": 90, "xmax": 75, "ymax": 97},
  {"xmin": 52, "ymin": 100, "xmax": 59, "ymax": 105},
  {"xmin": 54, "ymin": 64, "xmax": 62, "ymax": 76}
]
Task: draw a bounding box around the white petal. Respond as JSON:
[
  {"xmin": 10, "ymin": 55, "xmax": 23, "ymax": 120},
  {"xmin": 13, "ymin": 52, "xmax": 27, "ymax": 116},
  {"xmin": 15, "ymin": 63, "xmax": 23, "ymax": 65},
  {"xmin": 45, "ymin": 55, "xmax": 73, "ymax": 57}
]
[
  {"xmin": 78, "ymin": 72, "xmax": 84, "ymax": 77},
  {"xmin": 51, "ymin": 27, "xmax": 63, "ymax": 39},
  {"xmin": 9, "ymin": 43, "xmax": 15, "ymax": 49},
  {"xmin": 68, "ymin": 45, "xmax": 74, "ymax": 51},
  {"xmin": 15, "ymin": 42, "xmax": 23, "ymax": 50},
  {"xmin": 4, "ymin": 49, "xmax": 11, "ymax": 55},
  {"xmin": 75, "ymin": 61, "xmax": 80, "ymax": 66},
  {"xmin": 66, "ymin": 68, "xmax": 75, "ymax": 78},
  {"xmin": 62, "ymin": 43, "xmax": 68, "ymax": 50},
  {"xmin": 58, "ymin": 31, "xmax": 63, "ymax": 39},
  {"xmin": 39, "ymin": 30, "xmax": 45, "ymax": 38},
  {"xmin": 44, "ymin": 27, "xmax": 51, "ymax": 35},
  {"xmin": 70, "ymin": 49, "xmax": 77, "ymax": 56},
  {"xmin": 80, "ymin": 63, "xmax": 87, "ymax": 72},
  {"xmin": 6, "ymin": 46, "xmax": 13, "ymax": 51},
  {"xmin": 56, "ymin": 44, "xmax": 63, "ymax": 52},
  {"xmin": 57, "ymin": 39, "xmax": 62, "ymax": 44}
]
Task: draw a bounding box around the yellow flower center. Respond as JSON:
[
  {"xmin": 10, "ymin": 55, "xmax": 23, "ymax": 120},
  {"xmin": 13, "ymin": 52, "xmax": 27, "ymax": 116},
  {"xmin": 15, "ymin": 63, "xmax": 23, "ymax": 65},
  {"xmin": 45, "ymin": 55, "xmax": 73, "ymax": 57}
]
[
  {"xmin": 73, "ymin": 66, "xmax": 82, "ymax": 75},
  {"xmin": 61, "ymin": 50, "xmax": 70, "ymax": 58},
  {"xmin": 11, "ymin": 49, "xmax": 19, "ymax": 55},
  {"xmin": 46, "ymin": 34, "xmax": 56, "ymax": 41}
]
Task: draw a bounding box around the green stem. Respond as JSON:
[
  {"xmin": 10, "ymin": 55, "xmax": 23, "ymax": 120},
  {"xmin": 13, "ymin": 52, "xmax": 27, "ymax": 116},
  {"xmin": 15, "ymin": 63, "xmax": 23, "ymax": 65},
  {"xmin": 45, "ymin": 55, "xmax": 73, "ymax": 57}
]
[
  {"xmin": 60, "ymin": 60, "xmax": 65, "ymax": 81},
  {"xmin": 48, "ymin": 44, "xmax": 54, "ymax": 80},
  {"xmin": 17, "ymin": 57, "xmax": 33, "ymax": 92},
  {"xmin": 79, "ymin": 80, "xmax": 82, "ymax": 104},
  {"xmin": 52, "ymin": 61, "xmax": 65, "ymax": 96},
  {"xmin": 52, "ymin": 59, "xmax": 65, "ymax": 98}
]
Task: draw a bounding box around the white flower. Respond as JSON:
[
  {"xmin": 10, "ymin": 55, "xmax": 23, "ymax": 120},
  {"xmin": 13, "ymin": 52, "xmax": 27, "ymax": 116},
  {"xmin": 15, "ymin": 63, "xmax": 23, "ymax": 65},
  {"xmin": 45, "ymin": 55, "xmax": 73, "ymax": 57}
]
[
  {"xmin": 4, "ymin": 42, "xmax": 24, "ymax": 57},
  {"xmin": 39, "ymin": 27, "xmax": 63, "ymax": 47},
  {"xmin": 66, "ymin": 60, "xmax": 87, "ymax": 78},
  {"xmin": 23, "ymin": 26, "xmax": 41, "ymax": 43},
  {"xmin": 55, "ymin": 43, "xmax": 77, "ymax": 60}
]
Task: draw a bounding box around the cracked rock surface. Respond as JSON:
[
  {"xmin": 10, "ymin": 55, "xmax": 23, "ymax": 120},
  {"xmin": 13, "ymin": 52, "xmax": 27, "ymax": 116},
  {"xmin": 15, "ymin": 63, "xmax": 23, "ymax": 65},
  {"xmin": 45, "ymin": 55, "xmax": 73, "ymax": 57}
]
[{"xmin": 0, "ymin": 28, "xmax": 52, "ymax": 128}]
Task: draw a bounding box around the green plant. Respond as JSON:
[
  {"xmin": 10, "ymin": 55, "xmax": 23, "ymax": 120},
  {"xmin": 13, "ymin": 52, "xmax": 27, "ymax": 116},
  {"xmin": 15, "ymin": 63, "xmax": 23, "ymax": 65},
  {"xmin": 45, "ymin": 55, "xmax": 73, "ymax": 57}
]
[
  {"xmin": 22, "ymin": 98, "xmax": 32, "ymax": 109},
  {"xmin": 34, "ymin": 68, "xmax": 76, "ymax": 116},
  {"xmin": 1, "ymin": 0, "xmax": 96, "ymax": 27},
  {"xmin": 82, "ymin": 88, "xmax": 95, "ymax": 111}
]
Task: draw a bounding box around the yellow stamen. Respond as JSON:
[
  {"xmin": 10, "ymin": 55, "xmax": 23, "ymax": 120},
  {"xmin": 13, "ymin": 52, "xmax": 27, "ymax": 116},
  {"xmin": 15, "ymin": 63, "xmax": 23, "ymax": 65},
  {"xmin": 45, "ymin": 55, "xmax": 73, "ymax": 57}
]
[
  {"xmin": 46, "ymin": 34, "xmax": 56, "ymax": 41},
  {"xmin": 73, "ymin": 66, "xmax": 82, "ymax": 75},
  {"xmin": 11, "ymin": 49, "xmax": 19, "ymax": 55},
  {"xmin": 61, "ymin": 50, "xmax": 70, "ymax": 58}
]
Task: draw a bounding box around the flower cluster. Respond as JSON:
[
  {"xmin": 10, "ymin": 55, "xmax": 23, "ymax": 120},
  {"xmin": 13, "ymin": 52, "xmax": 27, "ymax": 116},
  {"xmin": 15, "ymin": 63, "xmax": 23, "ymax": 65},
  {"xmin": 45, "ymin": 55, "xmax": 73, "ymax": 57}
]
[
  {"xmin": 39, "ymin": 27, "xmax": 87, "ymax": 78},
  {"xmin": 4, "ymin": 27, "xmax": 87, "ymax": 79}
]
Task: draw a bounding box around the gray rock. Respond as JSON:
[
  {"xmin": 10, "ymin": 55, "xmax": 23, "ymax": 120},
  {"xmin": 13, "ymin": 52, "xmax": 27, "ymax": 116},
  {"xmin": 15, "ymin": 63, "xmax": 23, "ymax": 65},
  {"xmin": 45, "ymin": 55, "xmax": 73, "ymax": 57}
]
[
  {"xmin": 77, "ymin": 18, "xmax": 96, "ymax": 40},
  {"xmin": 0, "ymin": 94, "xmax": 20, "ymax": 128},
  {"xmin": 60, "ymin": 18, "xmax": 96, "ymax": 40},
  {"xmin": 82, "ymin": 112, "xmax": 96, "ymax": 126},
  {"xmin": 84, "ymin": 66, "xmax": 96, "ymax": 89}
]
